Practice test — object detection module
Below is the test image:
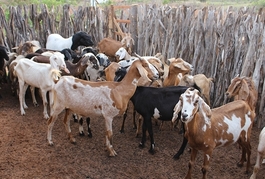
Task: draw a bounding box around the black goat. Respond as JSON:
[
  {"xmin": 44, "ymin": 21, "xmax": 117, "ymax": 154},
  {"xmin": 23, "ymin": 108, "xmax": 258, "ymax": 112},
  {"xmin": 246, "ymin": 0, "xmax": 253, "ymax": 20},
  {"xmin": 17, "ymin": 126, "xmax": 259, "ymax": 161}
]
[{"xmin": 130, "ymin": 86, "xmax": 189, "ymax": 156}]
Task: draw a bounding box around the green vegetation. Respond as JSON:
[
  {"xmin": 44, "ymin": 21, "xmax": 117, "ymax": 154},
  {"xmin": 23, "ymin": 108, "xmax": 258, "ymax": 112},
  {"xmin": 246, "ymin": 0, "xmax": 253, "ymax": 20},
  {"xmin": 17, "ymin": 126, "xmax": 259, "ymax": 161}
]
[{"xmin": 0, "ymin": 0, "xmax": 81, "ymax": 8}]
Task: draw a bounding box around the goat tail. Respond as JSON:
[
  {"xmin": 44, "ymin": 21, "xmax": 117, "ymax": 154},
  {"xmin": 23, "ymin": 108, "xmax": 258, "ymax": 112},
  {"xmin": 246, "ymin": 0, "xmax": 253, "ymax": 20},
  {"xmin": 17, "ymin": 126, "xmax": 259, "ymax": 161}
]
[
  {"xmin": 50, "ymin": 69, "xmax": 61, "ymax": 83},
  {"xmin": 133, "ymin": 52, "xmax": 143, "ymax": 60}
]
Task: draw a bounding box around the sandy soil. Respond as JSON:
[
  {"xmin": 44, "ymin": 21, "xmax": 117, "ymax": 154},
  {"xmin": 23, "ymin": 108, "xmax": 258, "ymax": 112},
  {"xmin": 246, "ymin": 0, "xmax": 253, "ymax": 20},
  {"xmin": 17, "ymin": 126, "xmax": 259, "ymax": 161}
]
[{"xmin": 0, "ymin": 82, "xmax": 264, "ymax": 179}]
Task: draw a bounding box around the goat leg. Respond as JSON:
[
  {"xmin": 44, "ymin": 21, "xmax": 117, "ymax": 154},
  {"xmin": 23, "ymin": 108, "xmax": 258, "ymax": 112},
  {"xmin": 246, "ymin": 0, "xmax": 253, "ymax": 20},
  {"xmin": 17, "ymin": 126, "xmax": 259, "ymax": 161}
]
[
  {"xmin": 173, "ymin": 122, "xmax": 188, "ymax": 159},
  {"xmin": 86, "ymin": 117, "xmax": 92, "ymax": 138},
  {"xmin": 78, "ymin": 117, "xmax": 85, "ymax": 136},
  {"xmin": 120, "ymin": 108, "xmax": 128, "ymax": 133}
]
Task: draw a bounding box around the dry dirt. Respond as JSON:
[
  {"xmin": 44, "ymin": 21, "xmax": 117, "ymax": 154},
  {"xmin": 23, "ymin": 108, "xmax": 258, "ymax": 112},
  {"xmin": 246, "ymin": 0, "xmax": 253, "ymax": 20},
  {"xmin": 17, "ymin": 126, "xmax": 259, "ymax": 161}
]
[{"xmin": 0, "ymin": 82, "xmax": 264, "ymax": 179}]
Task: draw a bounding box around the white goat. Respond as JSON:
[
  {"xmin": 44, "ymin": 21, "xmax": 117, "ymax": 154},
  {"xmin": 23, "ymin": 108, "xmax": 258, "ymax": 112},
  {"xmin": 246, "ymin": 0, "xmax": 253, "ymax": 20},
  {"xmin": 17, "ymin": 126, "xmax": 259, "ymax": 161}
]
[
  {"xmin": 250, "ymin": 126, "xmax": 265, "ymax": 179},
  {"xmin": 14, "ymin": 52, "xmax": 69, "ymax": 119},
  {"xmin": 47, "ymin": 59, "xmax": 157, "ymax": 156},
  {"xmin": 172, "ymin": 88, "xmax": 255, "ymax": 179}
]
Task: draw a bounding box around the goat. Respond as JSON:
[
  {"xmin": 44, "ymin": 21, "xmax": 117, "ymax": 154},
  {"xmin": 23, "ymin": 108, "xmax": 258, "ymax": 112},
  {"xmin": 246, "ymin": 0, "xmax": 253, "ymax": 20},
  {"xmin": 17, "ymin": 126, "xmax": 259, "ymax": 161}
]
[
  {"xmin": 106, "ymin": 58, "xmax": 159, "ymax": 84},
  {"xmin": 76, "ymin": 57, "xmax": 160, "ymax": 136},
  {"xmin": 61, "ymin": 52, "xmax": 100, "ymax": 78},
  {"xmin": 96, "ymin": 53, "xmax": 111, "ymax": 68},
  {"xmin": 97, "ymin": 34, "xmax": 134, "ymax": 62},
  {"xmin": 81, "ymin": 46, "xmax": 98, "ymax": 56},
  {"xmin": 179, "ymin": 74, "xmax": 213, "ymax": 106},
  {"xmin": 13, "ymin": 53, "xmax": 70, "ymax": 119},
  {"xmin": 105, "ymin": 62, "xmax": 120, "ymax": 81},
  {"xmin": 114, "ymin": 49, "xmax": 164, "ymax": 80},
  {"xmin": 163, "ymin": 58, "xmax": 193, "ymax": 87},
  {"xmin": 115, "ymin": 47, "xmax": 137, "ymax": 62},
  {"xmin": 224, "ymin": 75, "xmax": 258, "ymax": 112},
  {"xmin": 46, "ymin": 31, "xmax": 94, "ymax": 51},
  {"xmin": 250, "ymin": 127, "xmax": 265, "ymax": 179},
  {"xmin": 128, "ymin": 85, "xmax": 190, "ymax": 154},
  {"xmin": 9, "ymin": 55, "xmax": 27, "ymax": 96},
  {"xmin": 115, "ymin": 48, "xmax": 162, "ymax": 79},
  {"xmin": 13, "ymin": 41, "xmax": 41, "ymax": 56},
  {"xmin": 172, "ymin": 88, "xmax": 255, "ymax": 179},
  {"xmin": 47, "ymin": 59, "xmax": 158, "ymax": 156},
  {"xmin": 0, "ymin": 45, "xmax": 9, "ymax": 85}
]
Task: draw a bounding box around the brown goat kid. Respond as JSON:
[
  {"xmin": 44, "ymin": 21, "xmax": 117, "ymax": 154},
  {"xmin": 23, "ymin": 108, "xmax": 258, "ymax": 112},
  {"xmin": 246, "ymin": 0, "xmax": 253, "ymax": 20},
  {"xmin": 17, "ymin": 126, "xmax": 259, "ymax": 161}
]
[{"xmin": 172, "ymin": 88, "xmax": 255, "ymax": 179}]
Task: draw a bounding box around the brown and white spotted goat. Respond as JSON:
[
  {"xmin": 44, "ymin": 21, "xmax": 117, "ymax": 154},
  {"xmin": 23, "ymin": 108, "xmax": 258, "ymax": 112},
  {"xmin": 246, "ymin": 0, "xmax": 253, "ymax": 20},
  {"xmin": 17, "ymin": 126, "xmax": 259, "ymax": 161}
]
[
  {"xmin": 172, "ymin": 88, "xmax": 255, "ymax": 179},
  {"xmin": 47, "ymin": 59, "xmax": 158, "ymax": 157}
]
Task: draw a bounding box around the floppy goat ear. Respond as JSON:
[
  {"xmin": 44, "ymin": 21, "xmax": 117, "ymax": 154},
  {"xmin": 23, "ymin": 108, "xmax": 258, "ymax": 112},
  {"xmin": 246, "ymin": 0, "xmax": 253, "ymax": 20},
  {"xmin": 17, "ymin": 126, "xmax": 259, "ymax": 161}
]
[
  {"xmin": 238, "ymin": 79, "xmax": 249, "ymax": 101},
  {"xmin": 199, "ymin": 97, "xmax": 212, "ymax": 118},
  {"xmin": 172, "ymin": 96, "xmax": 183, "ymax": 123}
]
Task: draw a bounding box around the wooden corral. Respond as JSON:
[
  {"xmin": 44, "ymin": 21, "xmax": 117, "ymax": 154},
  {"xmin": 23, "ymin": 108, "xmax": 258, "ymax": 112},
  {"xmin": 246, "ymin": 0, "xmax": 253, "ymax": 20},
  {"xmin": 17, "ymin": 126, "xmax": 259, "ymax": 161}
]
[{"xmin": 0, "ymin": 4, "xmax": 264, "ymax": 127}]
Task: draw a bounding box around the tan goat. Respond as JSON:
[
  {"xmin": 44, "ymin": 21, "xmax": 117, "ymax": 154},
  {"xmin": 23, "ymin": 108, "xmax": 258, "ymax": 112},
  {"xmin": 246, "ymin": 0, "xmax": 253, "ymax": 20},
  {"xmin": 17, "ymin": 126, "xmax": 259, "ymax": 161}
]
[
  {"xmin": 225, "ymin": 75, "xmax": 258, "ymax": 112},
  {"xmin": 172, "ymin": 88, "xmax": 255, "ymax": 179},
  {"xmin": 97, "ymin": 33, "xmax": 134, "ymax": 62},
  {"xmin": 47, "ymin": 59, "xmax": 157, "ymax": 157},
  {"xmin": 163, "ymin": 58, "xmax": 193, "ymax": 87},
  {"xmin": 179, "ymin": 74, "xmax": 213, "ymax": 106}
]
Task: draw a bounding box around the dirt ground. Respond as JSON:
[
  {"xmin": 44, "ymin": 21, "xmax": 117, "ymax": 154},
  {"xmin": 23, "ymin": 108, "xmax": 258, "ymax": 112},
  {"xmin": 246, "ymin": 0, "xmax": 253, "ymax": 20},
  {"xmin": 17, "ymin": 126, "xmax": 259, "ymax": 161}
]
[{"xmin": 0, "ymin": 82, "xmax": 264, "ymax": 179}]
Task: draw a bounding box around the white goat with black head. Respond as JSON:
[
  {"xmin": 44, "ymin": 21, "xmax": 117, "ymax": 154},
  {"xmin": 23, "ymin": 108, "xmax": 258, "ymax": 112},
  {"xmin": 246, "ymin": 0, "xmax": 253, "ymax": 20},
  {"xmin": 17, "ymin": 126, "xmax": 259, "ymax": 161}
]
[{"xmin": 46, "ymin": 31, "xmax": 94, "ymax": 51}]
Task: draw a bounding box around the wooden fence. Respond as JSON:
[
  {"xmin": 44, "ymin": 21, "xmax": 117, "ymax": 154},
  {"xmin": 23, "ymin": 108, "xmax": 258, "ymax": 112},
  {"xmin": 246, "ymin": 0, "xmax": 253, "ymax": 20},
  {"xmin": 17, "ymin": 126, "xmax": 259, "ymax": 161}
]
[{"xmin": 0, "ymin": 4, "xmax": 264, "ymax": 127}]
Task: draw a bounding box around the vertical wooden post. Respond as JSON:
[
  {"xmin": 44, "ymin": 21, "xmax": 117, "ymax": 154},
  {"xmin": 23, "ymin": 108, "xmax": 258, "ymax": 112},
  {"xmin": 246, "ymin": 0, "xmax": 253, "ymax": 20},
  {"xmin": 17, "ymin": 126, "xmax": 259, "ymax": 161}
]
[
  {"xmin": 129, "ymin": 5, "xmax": 137, "ymax": 53},
  {"xmin": 108, "ymin": 5, "xmax": 115, "ymax": 39}
]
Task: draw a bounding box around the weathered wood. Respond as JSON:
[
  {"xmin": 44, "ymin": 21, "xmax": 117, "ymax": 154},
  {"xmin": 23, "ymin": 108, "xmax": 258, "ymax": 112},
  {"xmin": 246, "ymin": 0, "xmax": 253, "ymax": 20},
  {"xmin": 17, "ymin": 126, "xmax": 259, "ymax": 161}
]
[{"xmin": 0, "ymin": 4, "xmax": 264, "ymax": 127}]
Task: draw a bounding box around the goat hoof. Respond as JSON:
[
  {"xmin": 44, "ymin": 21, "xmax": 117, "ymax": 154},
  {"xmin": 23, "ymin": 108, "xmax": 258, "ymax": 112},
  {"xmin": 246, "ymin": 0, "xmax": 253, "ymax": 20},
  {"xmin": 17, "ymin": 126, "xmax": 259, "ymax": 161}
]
[
  {"xmin": 173, "ymin": 154, "xmax": 180, "ymax": 160},
  {"xmin": 48, "ymin": 142, "xmax": 54, "ymax": 146},
  {"xmin": 139, "ymin": 142, "xmax": 145, "ymax": 149},
  {"xmin": 88, "ymin": 133, "xmax": 92, "ymax": 138},
  {"xmin": 178, "ymin": 129, "xmax": 184, "ymax": 134},
  {"xmin": 119, "ymin": 129, "xmax": 125, "ymax": 133},
  {"xmin": 33, "ymin": 103, "xmax": 39, "ymax": 107},
  {"xmin": 109, "ymin": 151, "xmax": 117, "ymax": 157},
  {"xmin": 148, "ymin": 149, "xmax": 155, "ymax": 155},
  {"xmin": 70, "ymin": 138, "xmax": 76, "ymax": 144},
  {"xmin": 79, "ymin": 132, "xmax": 85, "ymax": 136},
  {"xmin": 237, "ymin": 162, "xmax": 244, "ymax": 167},
  {"xmin": 245, "ymin": 170, "xmax": 250, "ymax": 175},
  {"xmin": 44, "ymin": 114, "xmax": 49, "ymax": 119}
]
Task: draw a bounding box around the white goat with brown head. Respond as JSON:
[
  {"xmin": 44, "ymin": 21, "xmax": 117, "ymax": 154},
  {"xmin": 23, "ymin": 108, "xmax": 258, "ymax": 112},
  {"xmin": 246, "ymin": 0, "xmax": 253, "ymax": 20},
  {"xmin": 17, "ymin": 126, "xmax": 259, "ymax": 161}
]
[
  {"xmin": 172, "ymin": 88, "xmax": 255, "ymax": 179},
  {"xmin": 47, "ymin": 59, "xmax": 158, "ymax": 157}
]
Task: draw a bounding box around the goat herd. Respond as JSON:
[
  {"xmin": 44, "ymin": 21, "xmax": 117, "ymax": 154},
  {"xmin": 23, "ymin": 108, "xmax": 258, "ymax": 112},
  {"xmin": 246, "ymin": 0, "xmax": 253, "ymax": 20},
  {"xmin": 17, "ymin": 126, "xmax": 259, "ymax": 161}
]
[{"xmin": 0, "ymin": 31, "xmax": 264, "ymax": 179}]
